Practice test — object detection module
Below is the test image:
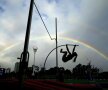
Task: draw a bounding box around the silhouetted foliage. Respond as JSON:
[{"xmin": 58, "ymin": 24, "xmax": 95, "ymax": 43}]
[
  {"xmin": 99, "ymin": 72, "xmax": 108, "ymax": 79},
  {"xmin": 72, "ymin": 62, "xmax": 100, "ymax": 80},
  {"xmin": 0, "ymin": 63, "xmax": 108, "ymax": 80},
  {"xmin": 64, "ymin": 69, "xmax": 71, "ymax": 79}
]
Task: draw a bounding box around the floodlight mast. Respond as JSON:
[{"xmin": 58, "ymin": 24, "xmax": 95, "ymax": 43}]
[
  {"xmin": 33, "ymin": 47, "xmax": 38, "ymax": 65},
  {"xmin": 19, "ymin": 0, "xmax": 34, "ymax": 89}
]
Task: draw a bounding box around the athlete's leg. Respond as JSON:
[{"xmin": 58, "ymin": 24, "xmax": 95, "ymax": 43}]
[
  {"xmin": 60, "ymin": 49, "xmax": 67, "ymax": 54},
  {"xmin": 60, "ymin": 49, "xmax": 68, "ymax": 62},
  {"xmin": 72, "ymin": 52, "xmax": 78, "ymax": 62}
]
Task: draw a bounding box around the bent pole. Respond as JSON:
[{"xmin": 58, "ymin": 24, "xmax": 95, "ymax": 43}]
[{"xmin": 43, "ymin": 44, "xmax": 79, "ymax": 70}]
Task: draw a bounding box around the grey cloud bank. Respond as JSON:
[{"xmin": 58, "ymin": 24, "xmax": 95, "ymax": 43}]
[{"xmin": 0, "ymin": 0, "xmax": 108, "ymax": 71}]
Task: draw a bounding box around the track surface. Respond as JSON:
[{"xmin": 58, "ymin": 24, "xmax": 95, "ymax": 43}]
[{"xmin": 0, "ymin": 79, "xmax": 106, "ymax": 90}]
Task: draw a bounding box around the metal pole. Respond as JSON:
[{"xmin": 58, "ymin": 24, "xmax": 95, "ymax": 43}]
[
  {"xmin": 33, "ymin": 47, "xmax": 38, "ymax": 65},
  {"xmin": 55, "ymin": 18, "xmax": 58, "ymax": 68},
  {"xmin": 34, "ymin": 50, "xmax": 36, "ymax": 65},
  {"xmin": 19, "ymin": 0, "xmax": 34, "ymax": 89},
  {"xmin": 23, "ymin": 0, "xmax": 34, "ymax": 54},
  {"xmin": 55, "ymin": 18, "xmax": 59, "ymax": 80},
  {"xmin": 32, "ymin": 47, "xmax": 37, "ymax": 76}
]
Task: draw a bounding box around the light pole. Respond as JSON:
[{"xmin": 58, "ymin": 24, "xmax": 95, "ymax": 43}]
[
  {"xmin": 33, "ymin": 47, "xmax": 38, "ymax": 65},
  {"xmin": 32, "ymin": 47, "xmax": 38, "ymax": 76}
]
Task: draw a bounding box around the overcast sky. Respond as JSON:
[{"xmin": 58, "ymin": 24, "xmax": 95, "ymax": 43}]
[{"xmin": 0, "ymin": 0, "xmax": 108, "ymax": 71}]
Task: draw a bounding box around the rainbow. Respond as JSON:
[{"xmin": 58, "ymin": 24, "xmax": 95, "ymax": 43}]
[
  {"xmin": 0, "ymin": 36, "xmax": 108, "ymax": 61},
  {"xmin": 0, "ymin": 42, "xmax": 21, "ymax": 57},
  {"xmin": 59, "ymin": 36, "xmax": 108, "ymax": 60}
]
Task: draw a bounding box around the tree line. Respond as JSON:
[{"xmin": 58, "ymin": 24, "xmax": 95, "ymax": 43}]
[{"xmin": 0, "ymin": 63, "xmax": 108, "ymax": 80}]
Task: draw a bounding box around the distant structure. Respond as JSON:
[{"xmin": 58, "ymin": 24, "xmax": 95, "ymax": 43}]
[
  {"xmin": 5, "ymin": 68, "xmax": 11, "ymax": 74},
  {"xmin": 32, "ymin": 47, "xmax": 38, "ymax": 76},
  {"xmin": 0, "ymin": 67, "xmax": 11, "ymax": 77},
  {"xmin": 14, "ymin": 62, "xmax": 20, "ymax": 73},
  {"xmin": 0, "ymin": 68, "xmax": 5, "ymax": 76}
]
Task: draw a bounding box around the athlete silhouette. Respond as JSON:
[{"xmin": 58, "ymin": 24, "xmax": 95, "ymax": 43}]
[{"xmin": 60, "ymin": 44, "xmax": 78, "ymax": 62}]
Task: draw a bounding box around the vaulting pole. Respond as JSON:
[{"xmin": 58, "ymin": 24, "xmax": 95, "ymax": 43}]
[{"xmin": 19, "ymin": 0, "xmax": 34, "ymax": 89}]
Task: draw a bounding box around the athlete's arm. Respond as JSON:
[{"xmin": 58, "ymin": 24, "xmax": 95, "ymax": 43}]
[
  {"xmin": 66, "ymin": 44, "xmax": 71, "ymax": 54},
  {"xmin": 72, "ymin": 45, "xmax": 76, "ymax": 53}
]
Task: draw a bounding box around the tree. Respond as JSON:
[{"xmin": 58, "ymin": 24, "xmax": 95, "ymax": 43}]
[{"xmin": 72, "ymin": 62, "xmax": 100, "ymax": 80}]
